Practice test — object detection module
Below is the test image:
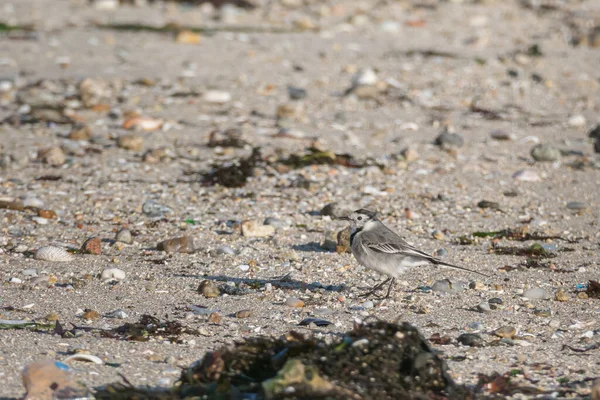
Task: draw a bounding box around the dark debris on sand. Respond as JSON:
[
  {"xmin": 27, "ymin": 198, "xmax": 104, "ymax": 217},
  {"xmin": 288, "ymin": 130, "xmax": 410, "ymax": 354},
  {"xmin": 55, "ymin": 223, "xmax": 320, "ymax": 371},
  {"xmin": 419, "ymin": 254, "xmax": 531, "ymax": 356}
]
[{"xmin": 97, "ymin": 321, "xmax": 475, "ymax": 399}]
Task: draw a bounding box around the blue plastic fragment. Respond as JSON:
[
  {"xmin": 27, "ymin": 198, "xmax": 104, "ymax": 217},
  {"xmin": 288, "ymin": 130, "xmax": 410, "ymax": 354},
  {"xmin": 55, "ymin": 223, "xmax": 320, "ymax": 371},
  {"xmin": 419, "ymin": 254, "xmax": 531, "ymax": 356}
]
[
  {"xmin": 54, "ymin": 361, "xmax": 70, "ymax": 371},
  {"xmin": 575, "ymin": 283, "xmax": 588, "ymax": 290}
]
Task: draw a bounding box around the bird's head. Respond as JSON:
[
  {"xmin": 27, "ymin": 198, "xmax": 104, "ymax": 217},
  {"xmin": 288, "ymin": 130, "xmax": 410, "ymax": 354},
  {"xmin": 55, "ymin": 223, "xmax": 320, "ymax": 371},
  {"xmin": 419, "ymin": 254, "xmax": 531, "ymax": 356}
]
[{"xmin": 339, "ymin": 208, "xmax": 378, "ymax": 230}]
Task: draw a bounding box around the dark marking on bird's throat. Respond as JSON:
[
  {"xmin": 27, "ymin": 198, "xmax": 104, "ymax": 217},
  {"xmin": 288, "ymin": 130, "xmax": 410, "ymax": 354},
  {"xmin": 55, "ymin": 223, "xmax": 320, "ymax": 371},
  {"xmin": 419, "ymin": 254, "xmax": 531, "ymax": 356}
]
[{"xmin": 350, "ymin": 227, "xmax": 362, "ymax": 245}]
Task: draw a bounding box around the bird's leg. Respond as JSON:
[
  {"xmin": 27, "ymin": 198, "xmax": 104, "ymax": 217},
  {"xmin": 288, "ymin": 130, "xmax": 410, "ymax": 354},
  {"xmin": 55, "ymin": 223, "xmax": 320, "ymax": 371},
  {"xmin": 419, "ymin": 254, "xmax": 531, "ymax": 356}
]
[
  {"xmin": 359, "ymin": 277, "xmax": 391, "ymax": 298},
  {"xmin": 383, "ymin": 278, "xmax": 396, "ymax": 299}
]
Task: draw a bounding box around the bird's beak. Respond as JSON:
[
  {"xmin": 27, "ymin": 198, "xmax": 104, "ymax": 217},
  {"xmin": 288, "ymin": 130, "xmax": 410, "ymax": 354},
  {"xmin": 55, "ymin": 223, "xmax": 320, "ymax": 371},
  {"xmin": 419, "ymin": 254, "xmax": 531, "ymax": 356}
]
[{"xmin": 338, "ymin": 216, "xmax": 350, "ymax": 221}]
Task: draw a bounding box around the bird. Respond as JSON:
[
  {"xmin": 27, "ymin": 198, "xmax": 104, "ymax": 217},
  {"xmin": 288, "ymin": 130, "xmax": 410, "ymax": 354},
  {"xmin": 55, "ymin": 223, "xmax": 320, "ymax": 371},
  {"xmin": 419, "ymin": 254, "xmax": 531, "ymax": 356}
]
[{"xmin": 340, "ymin": 208, "xmax": 490, "ymax": 298}]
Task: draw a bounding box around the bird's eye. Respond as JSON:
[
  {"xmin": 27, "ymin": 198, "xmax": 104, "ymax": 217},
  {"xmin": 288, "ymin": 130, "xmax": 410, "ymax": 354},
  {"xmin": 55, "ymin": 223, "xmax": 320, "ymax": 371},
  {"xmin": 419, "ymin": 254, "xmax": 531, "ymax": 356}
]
[{"xmin": 357, "ymin": 216, "xmax": 363, "ymax": 221}]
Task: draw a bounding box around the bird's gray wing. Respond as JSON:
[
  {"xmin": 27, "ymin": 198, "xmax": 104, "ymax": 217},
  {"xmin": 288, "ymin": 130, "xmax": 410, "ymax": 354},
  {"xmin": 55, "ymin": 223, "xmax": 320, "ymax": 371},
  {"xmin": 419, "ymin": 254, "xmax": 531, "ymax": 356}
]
[{"xmin": 361, "ymin": 229, "xmax": 435, "ymax": 260}]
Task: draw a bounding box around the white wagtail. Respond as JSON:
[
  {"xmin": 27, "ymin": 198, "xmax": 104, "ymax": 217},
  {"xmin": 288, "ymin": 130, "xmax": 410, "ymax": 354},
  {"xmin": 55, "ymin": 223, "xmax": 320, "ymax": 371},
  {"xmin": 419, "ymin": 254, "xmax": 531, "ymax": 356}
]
[{"xmin": 340, "ymin": 209, "xmax": 490, "ymax": 298}]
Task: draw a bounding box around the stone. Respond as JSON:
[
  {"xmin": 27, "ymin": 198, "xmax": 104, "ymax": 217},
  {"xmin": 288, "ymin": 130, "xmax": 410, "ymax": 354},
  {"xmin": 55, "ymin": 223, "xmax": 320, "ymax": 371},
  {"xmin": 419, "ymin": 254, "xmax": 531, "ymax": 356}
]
[
  {"xmin": 235, "ymin": 310, "xmax": 252, "ymax": 318},
  {"xmin": 241, "ymin": 220, "xmax": 275, "ymax": 237},
  {"xmin": 264, "ymin": 217, "xmax": 287, "ymax": 228},
  {"xmin": 37, "ymin": 209, "xmax": 57, "ymax": 219},
  {"xmin": 531, "ymin": 144, "xmax": 561, "ymax": 162},
  {"xmin": 68, "ymin": 125, "xmax": 92, "ymax": 140},
  {"xmin": 431, "ymin": 279, "xmax": 466, "ymax": 294},
  {"xmin": 215, "ymin": 245, "xmax": 236, "ymax": 255},
  {"xmin": 457, "ymin": 333, "xmax": 484, "ymax": 347},
  {"xmin": 555, "ymin": 289, "xmax": 569, "ymax": 302},
  {"xmin": 432, "ymin": 230, "xmax": 444, "ymax": 240},
  {"xmin": 523, "ymin": 287, "xmax": 550, "ymax": 299},
  {"xmin": 115, "ymin": 228, "xmax": 133, "ymax": 244},
  {"xmin": 106, "ymin": 309, "xmax": 128, "ymax": 319},
  {"xmin": 117, "ymin": 134, "xmax": 144, "ymax": 151},
  {"xmin": 82, "ymin": 310, "xmax": 99, "ymax": 321},
  {"xmin": 157, "ymin": 236, "xmax": 195, "ymax": 253},
  {"xmin": 285, "ymin": 297, "xmax": 304, "ymax": 308},
  {"xmin": 566, "ymin": 202, "xmax": 587, "ymax": 211},
  {"xmin": 262, "ymin": 359, "xmax": 334, "ymax": 399},
  {"xmin": 203, "ymin": 90, "xmax": 231, "ymax": 104},
  {"xmin": 533, "ymin": 307, "xmax": 551, "ymax": 317},
  {"xmin": 513, "ymin": 169, "xmax": 541, "ymax": 182},
  {"xmin": 320, "ymin": 202, "xmax": 351, "ymax": 219},
  {"xmin": 476, "ymin": 301, "xmax": 491, "ymax": 313},
  {"xmin": 100, "ymin": 268, "xmax": 126, "ymax": 282},
  {"xmin": 81, "ymin": 237, "xmax": 101, "ymax": 255},
  {"xmin": 198, "ymin": 280, "xmax": 220, "ymax": 298},
  {"xmin": 577, "ymin": 292, "xmax": 588, "ymax": 299},
  {"xmin": 434, "ymin": 132, "xmax": 464, "ymax": 149},
  {"xmin": 176, "ymin": 30, "xmax": 202, "ymax": 44},
  {"xmin": 37, "ymin": 146, "xmax": 66, "ymax": 166},
  {"xmin": 288, "ymin": 86, "xmax": 307, "ymax": 100},
  {"xmin": 207, "ymin": 312, "xmax": 221, "ymax": 324},
  {"xmin": 490, "ymin": 130, "xmax": 516, "ymax": 141},
  {"xmin": 336, "ymin": 227, "xmax": 352, "ymax": 253},
  {"xmin": 79, "ymin": 78, "xmax": 112, "ymax": 107},
  {"xmin": 352, "ymin": 68, "xmax": 378, "ymax": 87},
  {"xmin": 494, "ymin": 326, "xmax": 516, "ymax": 339},
  {"xmin": 567, "ymin": 114, "xmax": 586, "ymax": 127},
  {"xmin": 22, "ymin": 360, "xmax": 89, "ymax": 399},
  {"xmin": 142, "ymin": 200, "xmax": 172, "ymax": 218}
]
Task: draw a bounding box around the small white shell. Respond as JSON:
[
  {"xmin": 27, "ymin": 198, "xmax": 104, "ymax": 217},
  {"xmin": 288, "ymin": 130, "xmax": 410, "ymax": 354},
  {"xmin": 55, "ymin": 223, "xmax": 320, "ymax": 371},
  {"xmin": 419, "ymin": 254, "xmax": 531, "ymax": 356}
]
[
  {"xmin": 100, "ymin": 268, "xmax": 126, "ymax": 282},
  {"xmin": 34, "ymin": 246, "xmax": 74, "ymax": 262},
  {"xmin": 64, "ymin": 354, "xmax": 104, "ymax": 365}
]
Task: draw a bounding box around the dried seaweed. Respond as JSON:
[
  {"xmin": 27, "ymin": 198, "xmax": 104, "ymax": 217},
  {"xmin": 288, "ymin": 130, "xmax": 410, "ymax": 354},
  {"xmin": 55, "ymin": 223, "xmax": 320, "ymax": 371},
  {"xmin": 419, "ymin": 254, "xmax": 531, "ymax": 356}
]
[
  {"xmin": 492, "ymin": 243, "xmax": 556, "ymax": 258},
  {"xmin": 100, "ymin": 314, "xmax": 197, "ymax": 343},
  {"xmin": 279, "ymin": 147, "xmax": 370, "ymax": 169},
  {"xmin": 201, "ymin": 147, "xmax": 263, "ymax": 188}
]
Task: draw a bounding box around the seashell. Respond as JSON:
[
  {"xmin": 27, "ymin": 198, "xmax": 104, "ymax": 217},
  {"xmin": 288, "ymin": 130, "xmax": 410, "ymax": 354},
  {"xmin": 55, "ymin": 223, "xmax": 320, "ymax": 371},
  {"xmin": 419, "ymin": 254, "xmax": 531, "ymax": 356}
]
[
  {"xmin": 34, "ymin": 246, "xmax": 74, "ymax": 262},
  {"xmin": 100, "ymin": 268, "xmax": 126, "ymax": 282},
  {"xmin": 64, "ymin": 354, "xmax": 104, "ymax": 365}
]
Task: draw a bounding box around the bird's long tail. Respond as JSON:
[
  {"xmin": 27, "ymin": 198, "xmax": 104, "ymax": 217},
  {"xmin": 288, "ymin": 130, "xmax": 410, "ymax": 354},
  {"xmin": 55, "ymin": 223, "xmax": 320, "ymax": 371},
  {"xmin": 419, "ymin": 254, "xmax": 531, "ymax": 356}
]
[{"xmin": 433, "ymin": 259, "xmax": 490, "ymax": 278}]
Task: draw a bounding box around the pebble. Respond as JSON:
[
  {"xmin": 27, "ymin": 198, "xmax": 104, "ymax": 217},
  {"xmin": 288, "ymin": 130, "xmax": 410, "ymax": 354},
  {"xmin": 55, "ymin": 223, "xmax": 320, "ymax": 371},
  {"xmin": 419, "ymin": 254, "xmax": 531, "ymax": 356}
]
[
  {"xmin": 548, "ymin": 319, "xmax": 560, "ymax": 329},
  {"xmin": 23, "ymin": 197, "xmax": 44, "ymax": 209},
  {"xmin": 336, "ymin": 227, "xmax": 352, "ymax": 254},
  {"xmin": 105, "ymin": 309, "xmax": 128, "ymax": 319},
  {"xmin": 352, "ymin": 68, "xmax": 378, "ymax": 87},
  {"xmin": 320, "ymin": 202, "xmax": 351, "ymax": 219},
  {"xmin": 567, "ymin": 114, "xmax": 586, "ymax": 127},
  {"xmin": 490, "ymin": 130, "xmax": 516, "ymax": 141},
  {"xmin": 68, "ymin": 125, "xmax": 92, "ymax": 140},
  {"xmin": 198, "ymin": 280, "xmax": 220, "ymax": 298},
  {"xmin": 531, "ymin": 144, "xmax": 561, "ymax": 162},
  {"xmin": 566, "ymin": 202, "xmax": 587, "ymax": 211},
  {"xmin": 432, "ymin": 230, "xmax": 444, "ymax": 240},
  {"xmin": 477, "ymin": 301, "xmax": 491, "ymax": 313},
  {"xmin": 434, "ymin": 248, "xmax": 448, "ymax": 258},
  {"xmin": 494, "ymin": 326, "xmax": 516, "ymax": 339},
  {"xmin": 115, "ymin": 228, "xmax": 133, "ymax": 244},
  {"xmin": 241, "ymin": 220, "xmax": 275, "ymax": 238},
  {"xmin": 238, "ymin": 264, "xmax": 250, "ymax": 272},
  {"xmin": 157, "ymin": 236, "xmax": 195, "ymax": 253},
  {"xmin": 22, "ymin": 269, "xmax": 38, "ymax": 277},
  {"xmin": 37, "ymin": 146, "xmax": 66, "ymax": 166},
  {"xmin": 285, "ymin": 297, "xmax": 304, "ymax": 308},
  {"xmin": 513, "ymin": 169, "xmax": 541, "ymax": 182},
  {"xmin": 100, "ymin": 268, "xmax": 126, "ymax": 282},
  {"xmin": 117, "ymin": 134, "xmax": 144, "ymax": 151},
  {"xmin": 81, "ymin": 237, "xmax": 102, "ymax": 255},
  {"xmin": 457, "ymin": 333, "xmax": 484, "ymax": 347},
  {"xmin": 235, "ymin": 310, "xmax": 252, "ymax": 319},
  {"xmin": 207, "ymin": 312, "xmax": 221, "ymax": 324},
  {"xmin": 432, "ymin": 279, "xmax": 466, "ymax": 294},
  {"xmin": 45, "ymin": 313, "xmax": 59, "ymax": 322},
  {"xmin": 9, "ymin": 277, "xmax": 22, "ymax": 284},
  {"xmin": 287, "ymin": 86, "xmax": 307, "ymax": 100},
  {"xmin": 203, "ymin": 90, "xmax": 231, "ymax": 104},
  {"xmin": 488, "ymin": 298, "xmax": 504, "ymax": 310},
  {"xmin": 263, "ymin": 217, "xmax": 286, "ymax": 229},
  {"xmin": 577, "ymin": 292, "xmax": 588, "ymax": 299},
  {"xmin": 142, "ymin": 200, "xmax": 173, "ymax": 218},
  {"xmin": 534, "ymin": 307, "xmax": 552, "ymax": 317},
  {"xmin": 469, "ymin": 281, "xmax": 486, "ymax": 291},
  {"xmin": 434, "ymin": 132, "xmax": 464, "ymax": 149},
  {"xmin": 362, "ymin": 301, "xmax": 374, "ymax": 309},
  {"xmin": 82, "ymin": 310, "xmax": 99, "ymax": 321},
  {"xmin": 523, "ymin": 287, "xmax": 550, "ymax": 300},
  {"xmin": 32, "ymin": 217, "xmax": 48, "ymax": 225},
  {"xmin": 123, "ymin": 117, "xmax": 163, "ymax": 132},
  {"xmin": 22, "ymin": 360, "xmax": 85, "ymax": 398},
  {"xmin": 215, "ymin": 245, "xmax": 236, "ymax": 255},
  {"xmin": 38, "ymin": 209, "xmax": 57, "ymax": 219},
  {"xmin": 555, "ymin": 289, "xmax": 569, "ymax": 302},
  {"xmin": 34, "ymin": 246, "xmax": 74, "ymax": 262}
]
